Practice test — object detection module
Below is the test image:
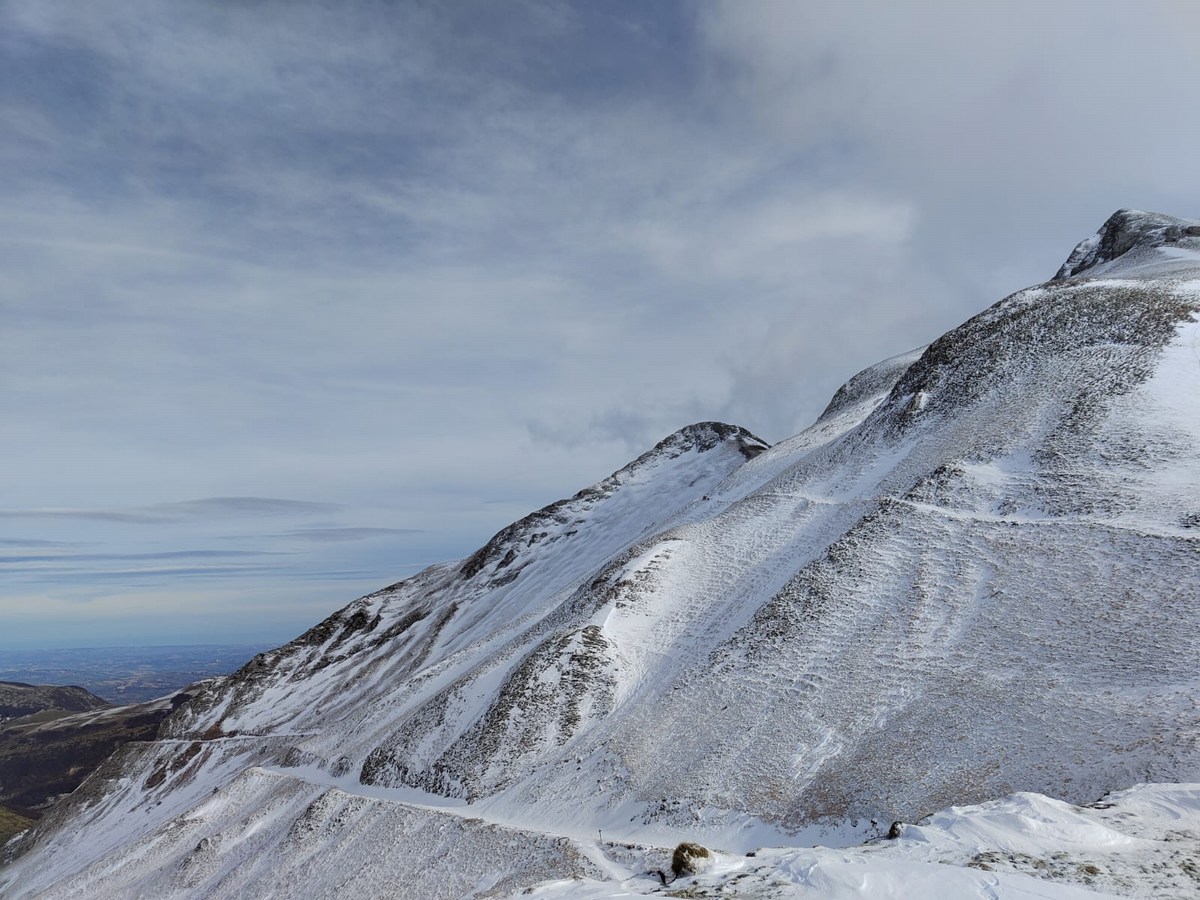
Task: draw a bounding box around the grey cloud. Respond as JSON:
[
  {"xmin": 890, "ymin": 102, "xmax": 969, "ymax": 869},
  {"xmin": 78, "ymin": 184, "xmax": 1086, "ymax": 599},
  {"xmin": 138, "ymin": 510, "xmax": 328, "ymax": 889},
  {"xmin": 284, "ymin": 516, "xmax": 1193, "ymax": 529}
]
[
  {"xmin": 275, "ymin": 528, "xmax": 424, "ymax": 543},
  {"xmin": 0, "ymin": 549, "xmax": 278, "ymax": 565},
  {"xmin": 161, "ymin": 498, "xmax": 338, "ymax": 517},
  {"xmin": 6, "ymin": 0, "xmax": 1200, "ymax": 648},
  {"xmin": 0, "ymin": 498, "xmax": 336, "ymax": 524},
  {"xmin": 0, "ymin": 538, "xmax": 85, "ymax": 548},
  {"xmin": 527, "ymin": 408, "xmax": 666, "ymax": 452},
  {"xmin": 0, "ymin": 508, "xmax": 171, "ymax": 524},
  {"xmin": 3, "ymin": 561, "xmax": 380, "ymax": 588},
  {"xmin": 4, "ymin": 565, "xmax": 289, "ymax": 586}
]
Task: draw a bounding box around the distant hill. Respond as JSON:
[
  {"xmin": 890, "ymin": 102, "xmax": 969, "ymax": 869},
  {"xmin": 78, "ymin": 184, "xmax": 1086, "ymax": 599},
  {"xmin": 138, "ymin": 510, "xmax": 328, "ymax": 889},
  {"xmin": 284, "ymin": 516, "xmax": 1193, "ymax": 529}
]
[
  {"xmin": 0, "ymin": 693, "xmax": 190, "ymax": 815},
  {"xmin": 0, "ymin": 682, "xmax": 110, "ymax": 723},
  {"xmin": 0, "ymin": 644, "xmax": 272, "ymax": 705}
]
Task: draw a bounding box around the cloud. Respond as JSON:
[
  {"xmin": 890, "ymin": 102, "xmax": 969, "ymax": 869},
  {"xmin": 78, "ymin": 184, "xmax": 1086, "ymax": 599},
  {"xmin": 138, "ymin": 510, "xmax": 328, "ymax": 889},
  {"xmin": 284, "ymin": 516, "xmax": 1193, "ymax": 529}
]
[
  {"xmin": 0, "ymin": 549, "xmax": 276, "ymax": 565},
  {"xmin": 527, "ymin": 408, "xmax": 667, "ymax": 453},
  {"xmin": 0, "ymin": 498, "xmax": 337, "ymax": 523},
  {"xmin": 5, "ymin": 0, "xmax": 1200, "ymax": 647},
  {"xmin": 275, "ymin": 527, "xmax": 423, "ymax": 543},
  {"xmin": 163, "ymin": 498, "xmax": 338, "ymax": 517},
  {"xmin": 0, "ymin": 508, "xmax": 172, "ymax": 524},
  {"xmin": 0, "ymin": 538, "xmax": 85, "ymax": 548},
  {"xmin": 3, "ymin": 564, "xmax": 289, "ymax": 587},
  {"xmin": 699, "ymin": 1, "xmax": 1200, "ymax": 269}
]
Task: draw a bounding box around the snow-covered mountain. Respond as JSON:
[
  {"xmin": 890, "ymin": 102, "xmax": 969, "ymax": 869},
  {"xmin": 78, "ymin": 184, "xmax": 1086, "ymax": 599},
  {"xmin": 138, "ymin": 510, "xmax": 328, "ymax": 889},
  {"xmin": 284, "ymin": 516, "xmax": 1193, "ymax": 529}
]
[{"xmin": 4, "ymin": 210, "xmax": 1199, "ymax": 899}]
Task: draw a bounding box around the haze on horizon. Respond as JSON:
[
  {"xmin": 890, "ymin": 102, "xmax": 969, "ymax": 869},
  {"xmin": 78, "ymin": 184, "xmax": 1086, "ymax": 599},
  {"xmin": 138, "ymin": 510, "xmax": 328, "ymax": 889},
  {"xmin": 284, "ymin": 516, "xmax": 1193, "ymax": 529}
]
[{"xmin": 4, "ymin": 0, "xmax": 1200, "ymax": 649}]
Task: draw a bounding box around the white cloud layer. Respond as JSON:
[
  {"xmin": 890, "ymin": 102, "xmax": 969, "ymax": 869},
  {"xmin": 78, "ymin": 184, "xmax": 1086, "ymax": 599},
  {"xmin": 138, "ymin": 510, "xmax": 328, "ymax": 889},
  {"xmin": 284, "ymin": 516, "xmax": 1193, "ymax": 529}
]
[{"xmin": 3, "ymin": 0, "xmax": 1199, "ymax": 646}]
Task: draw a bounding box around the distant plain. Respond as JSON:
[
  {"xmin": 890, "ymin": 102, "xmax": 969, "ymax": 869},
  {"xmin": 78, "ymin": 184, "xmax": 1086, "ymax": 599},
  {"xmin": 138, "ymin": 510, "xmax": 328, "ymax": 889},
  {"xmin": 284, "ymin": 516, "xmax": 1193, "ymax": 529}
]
[{"xmin": 0, "ymin": 645, "xmax": 270, "ymax": 704}]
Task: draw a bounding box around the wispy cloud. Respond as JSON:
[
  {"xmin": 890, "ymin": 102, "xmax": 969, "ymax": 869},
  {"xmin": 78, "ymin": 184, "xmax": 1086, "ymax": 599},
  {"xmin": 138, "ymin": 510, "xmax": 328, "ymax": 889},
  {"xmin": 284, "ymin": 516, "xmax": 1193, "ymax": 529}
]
[
  {"xmin": 4, "ymin": 0, "xmax": 1200, "ymax": 647},
  {"xmin": 0, "ymin": 497, "xmax": 337, "ymax": 523},
  {"xmin": 275, "ymin": 527, "xmax": 423, "ymax": 543},
  {"xmin": 0, "ymin": 509, "xmax": 172, "ymax": 524},
  {"xmin": 0, "ymin": 549, "xmax": 277, "ymax": 565},
  {"xmin": 0, "ymin": 538, "xmax": 85, "ymax": 548},
  {"xmin": 164, "ymin": 498, "xmax": 338, "ymax": 517}
]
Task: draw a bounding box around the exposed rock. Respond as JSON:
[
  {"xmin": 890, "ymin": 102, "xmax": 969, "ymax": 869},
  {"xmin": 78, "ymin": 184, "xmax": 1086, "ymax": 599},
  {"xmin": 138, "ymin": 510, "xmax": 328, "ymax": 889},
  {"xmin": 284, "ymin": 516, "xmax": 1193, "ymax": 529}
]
[
  {"xmin": 1053, "ymin": 208, "xmax": 1200, "ymax": 280},
  {"xmin": 671, "ymin": 841, "xmax": 712, "ymax": 878}
]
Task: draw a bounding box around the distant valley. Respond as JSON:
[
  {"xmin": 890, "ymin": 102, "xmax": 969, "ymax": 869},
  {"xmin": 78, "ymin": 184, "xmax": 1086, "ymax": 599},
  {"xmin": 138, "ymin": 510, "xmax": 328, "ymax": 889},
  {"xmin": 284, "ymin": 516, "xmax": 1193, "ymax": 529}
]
[
  {"xmin": 0, "ymin": 645, "xmax": 269, "ymax": 841},
  {"xmin": 0, "ymin": 644, "xmax": 272, "ymax": 705}
]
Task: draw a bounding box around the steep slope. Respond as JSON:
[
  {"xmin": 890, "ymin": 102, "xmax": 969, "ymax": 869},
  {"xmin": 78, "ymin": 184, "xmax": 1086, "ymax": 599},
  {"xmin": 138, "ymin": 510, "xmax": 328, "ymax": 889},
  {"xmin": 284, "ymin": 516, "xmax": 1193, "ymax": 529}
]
[
  {"xmin": 4, "ymin": 211, "xmax": 1199, "ymax": 899},
  {"xmin": 0, "ymin": 807, "xmax": 33, "ymax": 847}
]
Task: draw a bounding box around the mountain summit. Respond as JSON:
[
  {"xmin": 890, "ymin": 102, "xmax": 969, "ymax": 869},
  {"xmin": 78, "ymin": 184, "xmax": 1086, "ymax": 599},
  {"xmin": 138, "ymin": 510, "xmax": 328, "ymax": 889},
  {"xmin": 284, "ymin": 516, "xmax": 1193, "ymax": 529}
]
[
  {"xmin": 1054, "ymin": 208, "xmax": 1200, "ymax": 280},
  {"xmin": 5, "ymin": 213, "xmax": 1199, "ymax": 898}
]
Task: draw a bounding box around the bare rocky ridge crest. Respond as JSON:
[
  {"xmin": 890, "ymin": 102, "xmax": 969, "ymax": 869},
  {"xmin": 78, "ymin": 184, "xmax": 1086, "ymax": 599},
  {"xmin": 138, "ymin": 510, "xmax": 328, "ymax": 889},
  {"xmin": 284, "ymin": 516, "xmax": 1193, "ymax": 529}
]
[
  {"xmin": 459, "ymin": 422, "xmax": 768, "ymax": 583},
  {"xmin": 1054, "ymin": 208, "xmax": 1200, "ymax": 280}
]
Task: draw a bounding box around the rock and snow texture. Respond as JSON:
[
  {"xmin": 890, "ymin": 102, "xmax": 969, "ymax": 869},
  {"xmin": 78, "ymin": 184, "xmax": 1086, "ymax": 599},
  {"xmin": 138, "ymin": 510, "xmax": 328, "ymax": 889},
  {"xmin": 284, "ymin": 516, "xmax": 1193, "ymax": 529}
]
[
  {"xmin": 3, "ymin": 211, "xmax": 1200, "ymax": 898},
  {"xmin": 521, "ymin": 783, "xmax": 1200, "ymax": 899},
  {"xmin": 1054, "ymin": 208, "xmax": 1200, "ymax": 281}
]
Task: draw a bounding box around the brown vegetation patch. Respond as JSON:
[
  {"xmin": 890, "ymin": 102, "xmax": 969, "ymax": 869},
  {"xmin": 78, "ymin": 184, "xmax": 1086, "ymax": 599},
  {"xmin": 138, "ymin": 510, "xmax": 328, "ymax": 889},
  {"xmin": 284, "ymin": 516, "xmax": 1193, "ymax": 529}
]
[{"xmin": 672, "ymin": 841, "xmax": 711, "ymax": 878}]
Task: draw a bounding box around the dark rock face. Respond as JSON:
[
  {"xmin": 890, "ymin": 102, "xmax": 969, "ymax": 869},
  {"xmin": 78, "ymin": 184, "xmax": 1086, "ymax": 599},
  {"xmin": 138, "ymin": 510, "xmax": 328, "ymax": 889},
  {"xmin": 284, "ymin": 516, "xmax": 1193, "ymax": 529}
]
[
  {"xmin": 1054, "ymin": 208, "xmax": 1200, "ymax": 280},
  {"xmin": 0, "ymin": 695, "xmax": 183, "ymax": 813},
  {"xmin": 884, "ymin": 279, "xmax": 1194, "ymax": 428}
]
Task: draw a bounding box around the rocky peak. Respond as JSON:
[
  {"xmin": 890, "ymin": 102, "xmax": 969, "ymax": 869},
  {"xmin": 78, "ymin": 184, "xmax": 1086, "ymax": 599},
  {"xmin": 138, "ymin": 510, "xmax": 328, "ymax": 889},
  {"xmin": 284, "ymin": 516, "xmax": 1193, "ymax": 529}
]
[
  {"xmin": 641, "ymin": 421, "xmax": 769, "ymax": 461},
  {"xmin": 1054, "ymin": 208, "xmax": 1200, "ymax": 280},
  {"xmin": 458, "ymin": 422, "xmax": 767, "ymax": 582},
  {"xmin": 816, "ymin": 349, "xmax": 925, "ymax": 424}
]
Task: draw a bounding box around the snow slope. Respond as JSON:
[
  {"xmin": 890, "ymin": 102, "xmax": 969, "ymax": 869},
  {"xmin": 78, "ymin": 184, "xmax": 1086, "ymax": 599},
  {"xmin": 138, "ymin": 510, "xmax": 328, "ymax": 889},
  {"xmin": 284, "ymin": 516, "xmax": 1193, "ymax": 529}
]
[
  {"xmin": 4, "ymin": 210, "xmax": 1199, "ymax": 898},
  {"xmin": 522, "ymin": 783, "xmax": 1200, "ymax": 899}
]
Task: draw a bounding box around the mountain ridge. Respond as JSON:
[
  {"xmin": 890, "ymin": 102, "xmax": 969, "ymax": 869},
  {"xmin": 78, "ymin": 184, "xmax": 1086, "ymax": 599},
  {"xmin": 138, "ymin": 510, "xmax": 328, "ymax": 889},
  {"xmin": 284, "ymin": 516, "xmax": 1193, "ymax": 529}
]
[
  {"xmin": 4, "ymin": 210, "xmax": 1199, "ymax": 898},
  {"xmin": 1054, "ymin": 208, "xmax": 1200, "ymax": 280}
]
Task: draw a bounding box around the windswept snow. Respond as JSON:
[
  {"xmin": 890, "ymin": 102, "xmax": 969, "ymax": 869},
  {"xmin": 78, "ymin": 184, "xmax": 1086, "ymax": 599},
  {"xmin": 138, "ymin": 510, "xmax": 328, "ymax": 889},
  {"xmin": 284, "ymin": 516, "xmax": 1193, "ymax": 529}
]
[{"xmin": 517, "ymin": 784, "xmax": 1200, "ymax": 900}]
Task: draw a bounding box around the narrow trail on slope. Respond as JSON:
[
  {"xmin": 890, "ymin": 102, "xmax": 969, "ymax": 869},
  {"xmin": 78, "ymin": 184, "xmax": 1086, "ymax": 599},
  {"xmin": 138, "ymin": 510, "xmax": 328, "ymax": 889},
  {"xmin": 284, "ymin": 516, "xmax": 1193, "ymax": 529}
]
[
  {"xmin": 156, "ymin": 733, "xmax": 320, "ymax": 744},
  {"xmin": 252, "ymin": 763, "xmax": 654, "ymax": 883},
  {"xmin": 757, "ymin": 489, "xmax": 1196, "ymax": 539},
  {"xmin": 893, "ymin": 496, "xmax": 1197, "ymax": 538}
]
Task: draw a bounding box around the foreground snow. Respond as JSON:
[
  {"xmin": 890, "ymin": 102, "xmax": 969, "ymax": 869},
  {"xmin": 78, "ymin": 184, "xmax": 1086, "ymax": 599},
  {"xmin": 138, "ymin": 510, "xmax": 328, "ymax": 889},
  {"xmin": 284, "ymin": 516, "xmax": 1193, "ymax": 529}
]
[
  {"xmin": 8, "ymin": 771, "xmax": 1197, "ymax": 898},
  {"xmin": 520, "ymin": 783, "xmax": 1200, "ymax": 899}
]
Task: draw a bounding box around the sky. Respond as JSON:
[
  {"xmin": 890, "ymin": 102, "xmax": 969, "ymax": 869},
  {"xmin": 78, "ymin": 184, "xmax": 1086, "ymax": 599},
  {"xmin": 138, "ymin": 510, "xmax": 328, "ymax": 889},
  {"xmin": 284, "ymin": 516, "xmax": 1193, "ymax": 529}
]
[{"xmin": 4, "ymin": 0, "xmax": 1200, "ymax": 649}]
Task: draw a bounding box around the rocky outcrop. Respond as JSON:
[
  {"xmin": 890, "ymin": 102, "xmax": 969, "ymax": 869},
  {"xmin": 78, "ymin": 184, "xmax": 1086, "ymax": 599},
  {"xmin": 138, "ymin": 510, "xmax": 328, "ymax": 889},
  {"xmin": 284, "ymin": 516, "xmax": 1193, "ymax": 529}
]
[{"xmin": 1053, "ymin": 208, "xmax": 1200, "ymax": 280}]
